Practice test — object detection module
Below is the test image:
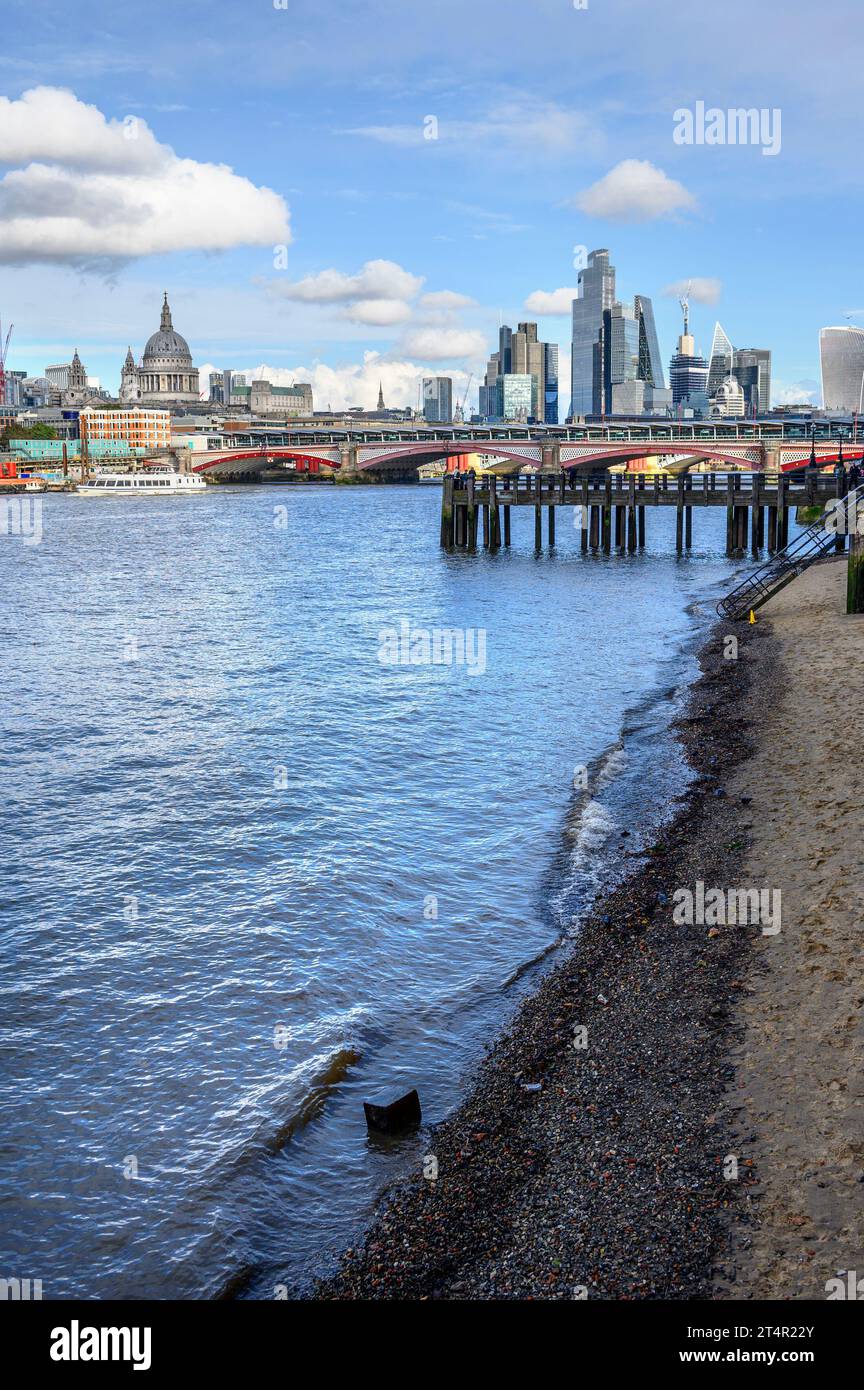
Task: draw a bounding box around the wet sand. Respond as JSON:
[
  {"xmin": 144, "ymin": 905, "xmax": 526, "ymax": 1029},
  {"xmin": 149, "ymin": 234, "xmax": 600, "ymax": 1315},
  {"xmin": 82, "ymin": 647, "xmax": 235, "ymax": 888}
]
[
  {"xmin": 314, "ymin": 558, "xmax": 862, "ymax": 1301},
  {"xmin": 719, "ymin": 557, "xmax": 864, "ymax": 1299}
]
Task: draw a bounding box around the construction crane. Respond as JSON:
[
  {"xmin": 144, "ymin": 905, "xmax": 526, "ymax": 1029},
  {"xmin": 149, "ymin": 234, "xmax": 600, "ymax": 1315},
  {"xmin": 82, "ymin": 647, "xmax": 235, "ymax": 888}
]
[
  {"xmin": 455, "ymin": 372, "xmax": 473, "ymax": 423},
  {"xmin": 0, "ymin": 318, "xmax": 13, "ymax": 407},
  {"xmin": 679, "ymin": 280, "xmax": 692, "ymax": 337}
]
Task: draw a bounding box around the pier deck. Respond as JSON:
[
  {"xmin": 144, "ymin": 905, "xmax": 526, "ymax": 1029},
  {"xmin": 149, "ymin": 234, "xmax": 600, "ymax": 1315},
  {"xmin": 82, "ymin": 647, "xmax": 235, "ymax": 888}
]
[{"xmin": 440, "ymin": 470, "xmax": 847, "ymax": 557}]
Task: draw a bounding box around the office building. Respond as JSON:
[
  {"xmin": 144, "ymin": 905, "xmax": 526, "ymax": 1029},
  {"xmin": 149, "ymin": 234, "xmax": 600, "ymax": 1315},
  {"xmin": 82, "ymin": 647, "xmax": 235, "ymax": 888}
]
[
  {"xmin": 733, "ymin": 348, "xmax": 771, "ymax": 414},
  {"xmin": 669, "ymin": 295, "xmax": 709, "ymax": 415},
  {"xmin": 79, "ymin": 406, "xmax": 172, "ymax": 450},
  {"xmin": 422, "ymin": 376, "xmax": 453, "ymax": 423},
  {"xmin": 543, "ymin": 343, "xmax": 559, "ymax": 424},
  {"xmin": 480, "ymin": 321, "xmax": 556, "ymax": 422},
  {"xmin": 819, "ymin": 326, "xmax": 864, "ymax": 413},
  {"xmin": 570, "ymin": 250, "xmax": 665, "ymax": 417}
]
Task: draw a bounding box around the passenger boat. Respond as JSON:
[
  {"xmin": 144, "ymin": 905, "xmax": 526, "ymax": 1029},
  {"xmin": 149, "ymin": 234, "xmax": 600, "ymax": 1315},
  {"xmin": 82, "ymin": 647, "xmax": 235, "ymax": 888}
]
[{"xmin": 77, "ymin": 469, "xmax": 207, "ymax": 496}]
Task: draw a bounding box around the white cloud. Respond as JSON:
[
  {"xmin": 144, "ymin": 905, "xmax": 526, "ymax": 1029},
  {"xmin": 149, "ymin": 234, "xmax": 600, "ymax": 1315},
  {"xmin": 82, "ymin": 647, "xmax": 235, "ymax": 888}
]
[
  {"xmin": 524, "ymin": 287, "xmax": 579, "ymax": 315},
  {"xmin": 343, "ymin": 298, "xmax": 414, "ymax": 326},
  {"xmin": 271, "ymin": 259, "xmax": 423, "ymax": 305},
  {"xmin": 419, "ymin": 290, "xmax": 476, "ymax": 310},
  {"xmin": 0, "ymin": 86, "xmax": 290, "ymax": 267},
  {"xmin": 661, "ymin": 277, "xmax": 722, "ymax": 306},
  {"xmin": 773, "ymin": 381, "xmax": 819, "ymax": 407},
  {"xmin": 399, "ymin": 326, "xmax": 488, "ymax": 361},
  {"xmin": 342, "ymin": 101, "xmax": 603, "ymax": 159},
  {"xmin": 573, "ymin": 160, "xmax": 696, "ymax": 222}
]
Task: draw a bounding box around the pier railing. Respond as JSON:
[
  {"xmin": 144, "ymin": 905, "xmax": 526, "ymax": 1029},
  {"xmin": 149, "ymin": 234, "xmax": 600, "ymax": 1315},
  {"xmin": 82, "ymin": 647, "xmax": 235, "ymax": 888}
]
[{"xmin": 442, "ymin": 468, "xmax": 846, "ymax": 556}]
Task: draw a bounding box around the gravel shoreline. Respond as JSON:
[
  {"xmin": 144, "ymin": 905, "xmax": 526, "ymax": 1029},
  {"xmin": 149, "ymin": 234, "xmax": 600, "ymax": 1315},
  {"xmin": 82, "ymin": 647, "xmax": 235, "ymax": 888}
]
[{"xmin": 315, "ymin": 616, "xmax": 777, "ymax": 1300}]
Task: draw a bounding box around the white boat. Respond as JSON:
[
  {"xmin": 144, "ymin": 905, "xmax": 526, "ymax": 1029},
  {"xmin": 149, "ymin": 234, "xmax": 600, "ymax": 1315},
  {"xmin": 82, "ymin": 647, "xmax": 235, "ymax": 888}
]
[{"xmin": 77, "ymin": 469, "xmax": 207, "ymax": 496}]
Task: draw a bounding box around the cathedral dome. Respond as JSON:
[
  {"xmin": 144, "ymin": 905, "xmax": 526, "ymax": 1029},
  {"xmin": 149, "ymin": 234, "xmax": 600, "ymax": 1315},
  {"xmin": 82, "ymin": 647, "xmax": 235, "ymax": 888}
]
[
  {"xmin": 135, "ymin": 292, "xmax": 200, "ymax": 405},
  {"xmin": 142, "ymin": 294, "xmax": 193, "ymax": 366}
]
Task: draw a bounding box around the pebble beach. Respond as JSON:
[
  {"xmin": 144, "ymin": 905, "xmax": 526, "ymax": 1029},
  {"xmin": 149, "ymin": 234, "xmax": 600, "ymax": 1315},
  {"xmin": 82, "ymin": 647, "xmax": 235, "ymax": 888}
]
[{"xmin": 315, "ymin": 556, "xmax": 862, "ymax": 1301}]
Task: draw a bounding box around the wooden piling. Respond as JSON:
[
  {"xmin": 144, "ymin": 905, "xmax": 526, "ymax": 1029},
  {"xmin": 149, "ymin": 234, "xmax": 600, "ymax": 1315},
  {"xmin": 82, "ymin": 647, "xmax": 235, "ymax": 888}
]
[
  {"xmin": 767, "ymin": 505, "xmax": 777, "ymax": 553},
  {"xmin": 685, "ymin": 505, "xmax": 692, "ymax": 549},
  {"xmin": 676, "ymin": 476, "xmax": 685, "ymax": 554},
  {"xmin": 489, "ymin": 475, "xmax": 500, "ymax": 550},
  {"xmin": 627, "ymin": 504, "xmax": 637, "ymax": 552},
  {"xmin": 589, "ymin": 505, "xmax": 600, "ymax": 550},
  {"xmin": 503, "ymin": 504, "xmax": 511, "ymax": 546},
  {"xmin": 615, "ymin": 506, "xmax": 624, "ymax": 549},
  {"xmin": 637, "ymin": 506, "xmax": 645, "ymax": 547},
  {"xmin": 602, "ymin": 476, "xmax": 612, "ymax": 553},
  {"xmin": 847, "ymin": 503, "xmax": 864, "ymax": 612},
  {"xmin": 548, "ymin": 505, "xmax": 556, "ymax": 545},
  {"xmin": 466, "ymin": 472, "xmax": 477, "ymax": 549},
  {"xmin": 440, "ymin": 473, "xmax": 455, "ymax": 548},
  {"xmin": 777, "ymin": 474, "xmax": 789, "ymax": 548}
]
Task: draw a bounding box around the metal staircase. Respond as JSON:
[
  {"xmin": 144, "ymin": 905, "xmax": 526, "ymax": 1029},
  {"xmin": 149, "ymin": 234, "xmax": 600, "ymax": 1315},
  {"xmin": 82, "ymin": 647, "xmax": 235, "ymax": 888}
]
[{"xmin": 716, "ymin": 488, "xmax": 860, "ymax": 621}]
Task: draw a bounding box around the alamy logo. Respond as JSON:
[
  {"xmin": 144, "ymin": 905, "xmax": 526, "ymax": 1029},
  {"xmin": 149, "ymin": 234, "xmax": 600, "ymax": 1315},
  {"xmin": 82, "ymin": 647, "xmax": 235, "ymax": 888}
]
[
  {"xmin": 673, "ymin": 102, "xmax": 781, "ymax": 157},
  {"xmin": 0, "ymin": 1276, "xmax": 42, "ymax": 1299},
  {"xmin": 823, "ymin": 497, "xmax": 864, "ymax": 536},
  {"xmin": 825, "ymin": 1271, "xmax": 864, "ymax": 1300},
  {"xmin": 672, "ymin": 881, "xmax": 781, "ymax": 935},
  {"xmin": 50, "ymin": 1321, "xmax": 152, "ymax": 1372},
  {"xmin": 377, "ymin": 619, "xmax": 487, "ymax": 676},
  {"xmin": 0, "ymin": 496, "xmax": 42, "ymax": 546}
]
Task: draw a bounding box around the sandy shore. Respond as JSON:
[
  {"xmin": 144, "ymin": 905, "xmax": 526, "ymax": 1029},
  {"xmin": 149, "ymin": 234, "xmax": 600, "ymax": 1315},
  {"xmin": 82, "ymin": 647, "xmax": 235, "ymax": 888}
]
[
  {"xmin": 718, "ymin": 557, "xmax": 864, "ymax": 1299},
  {"xmin": 314, "ymin": 558, "xmax": 861, "ymax": 1301}
]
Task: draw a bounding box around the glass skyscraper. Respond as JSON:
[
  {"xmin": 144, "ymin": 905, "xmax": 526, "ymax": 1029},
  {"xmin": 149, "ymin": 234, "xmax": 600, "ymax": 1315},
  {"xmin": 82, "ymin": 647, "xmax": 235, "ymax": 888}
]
[
  {"xmin": 494, "ymin": 373, "xmax": 533, "ymax": 421},
  {"xmin": 570, "ymin": 249, "xmax": 616, "ymax": 417},
  {"xmin": 707, "ymin": 323, "xmax": 735, "ymax": 399},
  {"xmin": 543, "ymin": 342, "xmax": 559, "ymax": 424},
  {"xmin": 570, "ymin": 251, "xmax": 665, "ymax": 418},
  {"xmin": 820, "ymin": 327, "xmax": 864, "ymax": 412}
]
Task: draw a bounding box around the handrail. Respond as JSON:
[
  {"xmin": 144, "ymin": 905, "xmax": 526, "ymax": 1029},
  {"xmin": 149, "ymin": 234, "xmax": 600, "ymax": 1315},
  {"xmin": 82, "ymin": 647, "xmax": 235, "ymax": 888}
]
[{"xmin": 716, "ymin": 487, "xmax": 863, "ymax": 621}]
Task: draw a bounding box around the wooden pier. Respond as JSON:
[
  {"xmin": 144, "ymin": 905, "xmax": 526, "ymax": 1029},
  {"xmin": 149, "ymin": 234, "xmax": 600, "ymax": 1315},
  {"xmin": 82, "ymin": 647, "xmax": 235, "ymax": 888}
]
[{"xmin": 440, "ymin": 470, "xmax": 848, "ymax": 557}]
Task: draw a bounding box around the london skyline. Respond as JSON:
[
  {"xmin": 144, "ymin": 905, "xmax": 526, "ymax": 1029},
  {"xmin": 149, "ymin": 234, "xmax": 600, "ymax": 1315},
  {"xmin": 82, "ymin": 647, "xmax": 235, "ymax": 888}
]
[{"xmin": 1, "ymin": 0, "xmax": 861, "ymax": 410}]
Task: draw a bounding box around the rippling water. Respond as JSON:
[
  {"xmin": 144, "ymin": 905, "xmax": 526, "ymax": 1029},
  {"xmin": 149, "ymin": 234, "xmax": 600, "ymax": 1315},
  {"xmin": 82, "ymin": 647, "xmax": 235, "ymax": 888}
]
[{"xmin": 1, "ymin": 482, "xmax": 749, "ymax": 1299}]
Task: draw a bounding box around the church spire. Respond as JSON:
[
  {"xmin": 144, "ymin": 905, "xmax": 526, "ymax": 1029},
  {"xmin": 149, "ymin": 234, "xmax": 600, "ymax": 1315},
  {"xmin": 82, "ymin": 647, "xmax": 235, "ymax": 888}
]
[
  {"xmin": 161, "ymin": 292, "xmax": 172, "ymax": 331},
  {"xmin": 377, "ymin": 380, "xmax": 385, "ymax": 411}
]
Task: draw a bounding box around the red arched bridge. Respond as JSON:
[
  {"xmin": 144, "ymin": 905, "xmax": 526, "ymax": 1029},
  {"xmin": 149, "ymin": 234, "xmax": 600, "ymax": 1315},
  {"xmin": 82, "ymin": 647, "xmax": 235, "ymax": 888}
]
[{"xmin": 189, "ymin": 422, "xmax": 863, "ymax": 481}]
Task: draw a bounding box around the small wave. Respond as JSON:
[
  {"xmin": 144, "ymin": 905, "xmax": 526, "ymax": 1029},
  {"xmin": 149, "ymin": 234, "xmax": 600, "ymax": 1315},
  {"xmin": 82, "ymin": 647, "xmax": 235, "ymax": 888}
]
[{"xmin": 268, "ymin": 1046, "xmax": 361, "ymax": 1154}]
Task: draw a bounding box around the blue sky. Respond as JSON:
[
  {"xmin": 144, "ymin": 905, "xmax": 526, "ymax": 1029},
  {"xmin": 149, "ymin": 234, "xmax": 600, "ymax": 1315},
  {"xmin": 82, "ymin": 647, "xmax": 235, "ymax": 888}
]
[{"xmin": 1, "ymin": 0, "xmax": 861, "ymax": 409}]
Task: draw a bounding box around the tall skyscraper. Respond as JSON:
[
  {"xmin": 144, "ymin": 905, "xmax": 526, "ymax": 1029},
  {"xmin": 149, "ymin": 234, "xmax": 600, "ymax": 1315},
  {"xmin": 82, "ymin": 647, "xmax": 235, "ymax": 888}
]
[
  {"xmin": 707, "ymin": 323, "xmax": 735, "ymax": 400},
  {"xmin": 820, "ymin": 326, "xmax": 864, "ymax": 412},
  {"xmin": 634, "ymin": 295, "xmax": 665, "ymax": 391},
  {"xmin": 543, "ymin": 342, "xmax": 559, "ymax": 424},
  {"xmin": 511, "ymin": 322, "xmax": 545, "ymax": 420},
  {"xmin": 422, "ymin": 376, "xmax": 453, "ymax": 423},
  {"xmin": 669, "ymin": 293, "xmax": 709, "ymax": 414},
  {"xmin": 733, "ymin": 348, "xmax": 771, "ymax": 414},
  {"xmin": 570, "ymin": 250, "xmax": 666, "ymax": 417},
  {"xmin": 570, "ymin": 248, "xmax": 616, "ymax": 417},
  {"xmin": 480, "ymin": 321, "xmax": 555, "ymax": 422}
]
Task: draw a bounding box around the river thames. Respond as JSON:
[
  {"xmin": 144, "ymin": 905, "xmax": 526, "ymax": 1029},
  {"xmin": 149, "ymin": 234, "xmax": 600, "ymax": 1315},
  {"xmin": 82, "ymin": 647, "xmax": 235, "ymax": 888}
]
[{"xmin": 1, "ymin": 483, "xmax": 748, "ymax": 1297}]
